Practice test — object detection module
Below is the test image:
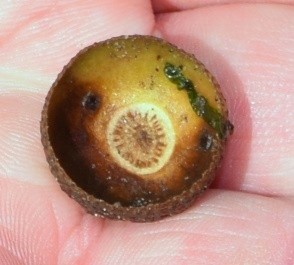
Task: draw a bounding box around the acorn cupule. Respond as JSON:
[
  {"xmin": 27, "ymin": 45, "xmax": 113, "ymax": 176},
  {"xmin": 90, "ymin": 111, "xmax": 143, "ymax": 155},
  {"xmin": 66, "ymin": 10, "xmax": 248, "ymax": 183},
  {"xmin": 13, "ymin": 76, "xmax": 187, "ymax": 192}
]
[{"xmin": 41, "ymin": 35, "xmax": 233, "ymax": 222}]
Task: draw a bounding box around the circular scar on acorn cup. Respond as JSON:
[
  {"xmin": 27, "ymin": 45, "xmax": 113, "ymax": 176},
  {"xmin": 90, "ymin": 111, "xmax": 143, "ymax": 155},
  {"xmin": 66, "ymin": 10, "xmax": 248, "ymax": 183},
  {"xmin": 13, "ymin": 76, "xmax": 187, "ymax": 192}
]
[{"xmin": 41, "ymin": 35, "xmax": 233, "ymax": 222}]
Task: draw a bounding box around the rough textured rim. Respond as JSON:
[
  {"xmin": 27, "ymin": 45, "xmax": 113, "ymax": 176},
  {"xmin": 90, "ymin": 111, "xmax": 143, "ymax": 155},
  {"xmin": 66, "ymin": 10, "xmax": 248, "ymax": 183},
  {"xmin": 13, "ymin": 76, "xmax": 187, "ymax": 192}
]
[{"xmin": 40, "ymin": 35, "xmax": 228, "ymax": 222}]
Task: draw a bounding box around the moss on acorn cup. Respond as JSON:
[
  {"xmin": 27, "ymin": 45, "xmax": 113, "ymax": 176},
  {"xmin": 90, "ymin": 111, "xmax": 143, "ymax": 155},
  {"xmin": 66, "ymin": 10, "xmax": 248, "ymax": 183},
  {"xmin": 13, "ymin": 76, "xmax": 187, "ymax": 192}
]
[{"xmin": 41, "ymin": 35, "xmax": 233, "ymax": 222}]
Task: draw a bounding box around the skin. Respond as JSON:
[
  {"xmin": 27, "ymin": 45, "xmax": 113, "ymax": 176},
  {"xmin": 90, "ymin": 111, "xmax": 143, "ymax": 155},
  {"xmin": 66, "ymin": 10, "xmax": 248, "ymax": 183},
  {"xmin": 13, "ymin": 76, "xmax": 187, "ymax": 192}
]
[{"xmin": 0, "ymin": 0, "xmax": 293, "ymax": 264}]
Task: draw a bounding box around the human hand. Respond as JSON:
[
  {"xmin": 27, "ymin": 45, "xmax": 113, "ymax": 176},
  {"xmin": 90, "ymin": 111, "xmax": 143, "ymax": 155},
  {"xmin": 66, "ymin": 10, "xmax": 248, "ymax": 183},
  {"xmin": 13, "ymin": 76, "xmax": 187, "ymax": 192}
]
[{"xmin": 0, "ymin": 1, "xmax": 293, "ymax": 264}]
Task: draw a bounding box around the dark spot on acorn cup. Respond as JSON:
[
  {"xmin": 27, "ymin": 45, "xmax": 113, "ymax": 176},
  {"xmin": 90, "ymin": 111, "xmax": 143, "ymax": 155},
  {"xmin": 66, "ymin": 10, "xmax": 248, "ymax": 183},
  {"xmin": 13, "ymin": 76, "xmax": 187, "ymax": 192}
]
[
  {"xmin": 200, "ymin": 132, "xmax": 213, "ymax": 151},
  {"xmin": 82, "ymin": 92, "xmax": 100, "ymax": 111}
]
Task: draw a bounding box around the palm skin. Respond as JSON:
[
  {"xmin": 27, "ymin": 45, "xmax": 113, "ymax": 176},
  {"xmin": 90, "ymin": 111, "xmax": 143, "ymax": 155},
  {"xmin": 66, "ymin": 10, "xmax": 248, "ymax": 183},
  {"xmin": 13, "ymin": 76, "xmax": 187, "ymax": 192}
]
[{"xmin": 0, "ymin": 1, "xmax": 293, "ymax": 264}]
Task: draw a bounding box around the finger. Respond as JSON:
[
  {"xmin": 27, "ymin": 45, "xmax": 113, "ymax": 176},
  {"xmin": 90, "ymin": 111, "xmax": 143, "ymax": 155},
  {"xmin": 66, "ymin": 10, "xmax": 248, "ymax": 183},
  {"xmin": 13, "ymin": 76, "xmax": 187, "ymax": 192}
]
[
  {"xmin": 0, "ymin": 177, "xmax": 89, "ymax": 265},
  {"xmin": 0, "ymin": 0, "xmax": 154, "ymax": 86},
  {"xmin": 154, "ymin": 4, "xmax": 294, "ymax": 196},
  {"xmin": 152, "ymin": 0, "xmax": 294, "ymax": 13},
  {"xmin": 0, "ymin": 92, "xmax": 52, "ymax": 185},
  {"xmin": 1, "ymin": 178, "xmax": 292, "ymax": 264},
  {"xmin": 87, "ymin": 191, "xmax": 293, "ymax": 265}
]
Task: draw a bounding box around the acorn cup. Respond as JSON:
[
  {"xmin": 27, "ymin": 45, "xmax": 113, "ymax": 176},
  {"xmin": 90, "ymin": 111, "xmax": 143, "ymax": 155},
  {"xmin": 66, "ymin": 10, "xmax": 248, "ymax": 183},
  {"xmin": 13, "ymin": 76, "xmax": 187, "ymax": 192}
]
[{"xmin": 41, "ymin": 35, "xmax": 233, "ymax": 222}]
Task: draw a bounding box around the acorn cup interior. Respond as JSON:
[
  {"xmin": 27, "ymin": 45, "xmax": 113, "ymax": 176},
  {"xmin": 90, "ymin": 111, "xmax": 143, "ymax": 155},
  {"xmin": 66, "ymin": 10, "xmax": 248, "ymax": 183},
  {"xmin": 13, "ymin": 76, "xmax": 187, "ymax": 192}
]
[{"xmin": 41, "ymin": 35, "xmax": 233, "ymax": 222}]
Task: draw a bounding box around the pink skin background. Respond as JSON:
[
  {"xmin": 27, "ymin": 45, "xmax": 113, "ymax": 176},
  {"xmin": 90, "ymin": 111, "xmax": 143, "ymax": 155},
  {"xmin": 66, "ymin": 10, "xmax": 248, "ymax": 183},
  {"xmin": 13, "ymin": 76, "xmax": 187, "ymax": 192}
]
[{"xmin": 0, "ymin": 0, "xmax": 293, "ymax": 264}]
